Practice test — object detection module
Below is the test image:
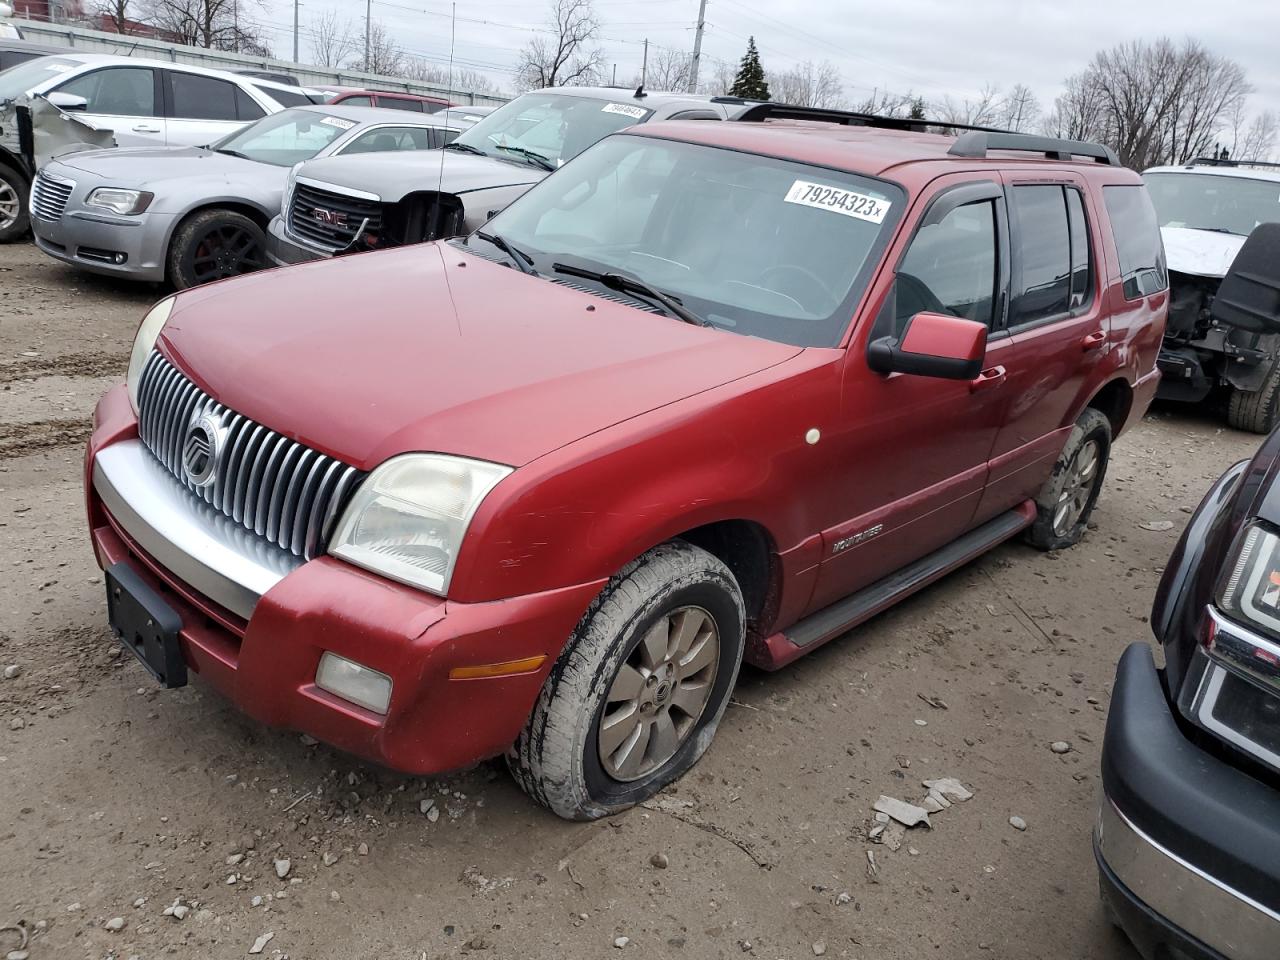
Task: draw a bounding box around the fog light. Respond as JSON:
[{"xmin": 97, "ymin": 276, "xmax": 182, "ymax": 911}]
[{"xmin": 315, "ymin": 652, "xmax": 392, "ymax": 714}]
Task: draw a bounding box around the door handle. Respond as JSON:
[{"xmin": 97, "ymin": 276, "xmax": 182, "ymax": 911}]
[
  {"xmin": 1081, "ymin": 330, "xmax": 1106, "ymax": 351},
  {"xmin": 132, "ymin": 124, "xmax": 162, "ymax": 133},
  {"xmin": 969, "ymin": 365, "xmax": 1006, "ymax": 393}
]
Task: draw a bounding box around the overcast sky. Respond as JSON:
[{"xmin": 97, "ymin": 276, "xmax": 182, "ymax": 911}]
[{"xmin": 259, "ymin": 0, "xmax": 1280, "ymax": 114}]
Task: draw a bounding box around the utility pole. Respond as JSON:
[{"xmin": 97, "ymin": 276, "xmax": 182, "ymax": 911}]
[
  {"xmin": 364, "ymin": 0, "xmax": 372, "ymax": 70},
  {"xmin": 641, "ymin": 39, "xmax": 648, "ymax": 86},
  {"xmin": 612, "ymin": 63, "xmax": 617, "ymax": 85},
  {"xmin": 292, "ymin": 0, "xmax": 299, "ymax": 63},
  {"xmin": 687, "ymin": 0, "xmax": 707, "ymax": 93}
]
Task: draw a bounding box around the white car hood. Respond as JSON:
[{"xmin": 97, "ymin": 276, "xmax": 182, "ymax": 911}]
[{"xmin": 1161, "ymin": 226, "xmax": 1247, "ymax": 279}]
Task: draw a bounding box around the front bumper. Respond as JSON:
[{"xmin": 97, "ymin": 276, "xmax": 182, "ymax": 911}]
[
  {"xmin": 265, "ymin": 214, "xmax": 331, "ymax": 267},
  {"xmin": 1096, "ymin": 642, "xmax": 1280, "ymax": 960},
  {"xmin": 85, "ymin": 384, "xmax": 603, "ymax": 774}
]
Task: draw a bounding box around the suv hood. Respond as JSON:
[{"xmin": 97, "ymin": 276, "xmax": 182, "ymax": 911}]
[
  {"xmin": 295, "ymin": 149, "xmax": 544, "ymax": 202},
  {"xmin": 1161, "ymin": 225, "xmax": 1248, "ymax": 279},
  {"xmin": 160, "ymin": 244, "xmax": 801, "ymax": 469}
]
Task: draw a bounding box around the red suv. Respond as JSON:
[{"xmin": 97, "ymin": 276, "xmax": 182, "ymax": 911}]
[
  {"xmin": 325, "ymin": 88, "xmax": 453, "ymax": 113},
  {"xmin": 85, "ymin": 115, "xmax": 1166, "ymax": 819}
]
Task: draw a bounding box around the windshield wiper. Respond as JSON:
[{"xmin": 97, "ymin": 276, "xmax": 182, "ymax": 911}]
[
  {"xmin": 1186, "ymin": 225, "xmax": 1243, "ymax": 236},
  {"xmin": 443, "ymin": 141, "xmax": 486, "ymax": 157},
  {"xmin": 552, "ymin": 262, "xmax": 707, "ymax": 326},
  {"xmin": 474, "ymin": 230, "xmax": 536, "ymax": 275},
  {"xmin": 493, "ymin": 145, "xmax": 556, "ymax": 171},
  {"xmin": 215, "ymin": 148, "xmax": 251, "ymax": 160}
]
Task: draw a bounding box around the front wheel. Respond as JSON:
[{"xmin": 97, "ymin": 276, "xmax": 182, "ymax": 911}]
[
  {"xmin": 167, "ymin": 209, "xmax": 267, "ymax": 289},
  {"xmin": 1226, "ymin": 356, "xmax": 1280, "ymax": 434},
  {"xmin": 0, "ymin": 163, "xmax": 30, "ymax": 243},
  {"xmin": 508, "ymin": 541, "xmax": 745, "ymax": 820},
  {"xmin": 1026, "ymin": 407, "xmax": 1112, "ymax": 551}
]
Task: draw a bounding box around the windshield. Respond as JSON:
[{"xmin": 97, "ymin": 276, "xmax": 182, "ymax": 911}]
[
  {"xmin": 473, "ymin": 135, "xmax": 903, "ymax": 347},
  {"xmin": 0, "ymin": 56, "xmax": 80, "ymax": 101},
  {"xmin": 212, "ymin": 108, "xmax": 353, "ymax": 166},
  {"xmin": 1145, "ymin": 171, "xmax": 1280, "ymax": 237},
  {"xmin": 450, "ymin": 93, "xmax": 653, "ymax": 170}
]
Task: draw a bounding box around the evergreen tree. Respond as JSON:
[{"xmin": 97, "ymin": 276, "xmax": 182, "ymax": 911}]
[
  {"xmin": 908, "ymin": 95, "xmax": 927, "ymax": 120},
  {"xmin": 730, "ymin": 37, "xmax": 770, "ymax": 101}
]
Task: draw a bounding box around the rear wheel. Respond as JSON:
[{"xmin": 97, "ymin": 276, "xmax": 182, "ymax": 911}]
[
  {"xmin": 1226, "ymin": 356, "xmax": 1280, "ymax": 434},
  {"xmin": 167, "ymin": 209, "xmax": 267, "ymax": 289},
  {"xmin": 508, "ymin": 541, "xmax": 745, "ymax": 820},
  {"xmin": 1026, "ymin": 408, "xmax": 1111, "ymax": 551},
  {"xmin": 0, "ymin": 162, "xmax": 30, "ymax": 243}
]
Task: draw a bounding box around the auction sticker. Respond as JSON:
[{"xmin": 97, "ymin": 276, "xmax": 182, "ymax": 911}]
[
  {"xmin": 783, "ymin": 180, "xmax": 890, "ymax": 223},
  {"xmin": 602, "ymin": 103, "xmax": 648, "ymax": 119},
  {"xmin": 320, "ymin": 116, "xmax": 356, "ymax": 130}
]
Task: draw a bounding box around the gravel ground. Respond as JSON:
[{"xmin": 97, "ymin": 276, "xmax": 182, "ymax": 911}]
[{"xmin": 0, "ymin": 241, "xmax": 1264, "ymax": 960}]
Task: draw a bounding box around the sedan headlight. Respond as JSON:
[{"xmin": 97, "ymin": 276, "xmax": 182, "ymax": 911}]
[
  {"xmin": 1218, "ymin": 522, "xmax": 1280, "ymax": 638},
  {"xmin": 126, "ymin": 297, "xmax": 175, "ymax": 412},
  {"xmin": 86, "ymin": 187, "xmax": 154, "ymax": 216},
  {"xmin": 329, "ymin": 454, "xmax": 512, "ymax": 596}
]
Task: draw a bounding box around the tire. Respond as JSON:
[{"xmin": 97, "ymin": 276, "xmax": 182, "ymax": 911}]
[
  {"xmin": 1227, "ymin": 357, "xmax": 1280, "ymax": 434},
  {"xmin": 0, "ymin": 162, "xmax": 30, "ymax": 243},
  {"xmin": 508, "ymin": 540, "xmax": 746, "ymax": 821},
  {"xmin": 1025, "ymin": 408, "xmax": 1112, "ymax": 551},
  {"xmin": 167, "ymin": 208, "xmax": 267, "ymax": 290}
]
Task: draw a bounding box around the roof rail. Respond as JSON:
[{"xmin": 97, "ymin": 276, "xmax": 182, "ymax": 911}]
[
  {"xmin": 1186, "ymin": 157, "xmax": 1280, "ymax": 171},
  {"xmin": 949, "ymin": 131, "xmax": 1119, "ymax": 165},
  {"xmin": 725, "ymin": 100, "xmax": 1012, "ymax": 135}
]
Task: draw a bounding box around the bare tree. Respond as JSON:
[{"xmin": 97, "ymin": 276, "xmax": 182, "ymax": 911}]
[
  {"xmin": 1048, "ymin": 38, "xmax": 1251, "ymax": 169},
  {"xmin": 512, "ymin": 0, "xmax": 603, "ymax": 91},
  {"xmin": 696, "ymin": 59, "xmax": 737, "ymax": 97},
  {"xmin": 849, "ymin": 89, "xmax": 925, "ymax": 119},
  {"xmin": 360, "ymin": 20, "xmax": 404, "ymax": 75},
  {"xmin": 1226, "ymin": 104, "xmax": 1279, "ymax": 162},
  {"xmin": 310, "ymin": 9, "xmax": 358, "ymax": 69},
  {"xmin": 144, "ymin": 0, "xmax": 269, "ymax": 53},
  {"xmin": 401, "ymin": 58, "xmax": 497, "ymax": 95},
  {"xmin": 997, "ymin": 83, "xmax": 1041, "ymax": 132},
  {"xmin": 634, "ymin": 48, "xmax": 692, "ymax": 92},
  {"xmin": 935, "ymin": 83, "xmax": 1002, "ymax": 127},
  {"xmin": 769, "ymin": 60, "xmax": 844, "ymax": 109},
  {"xmin": 94, "ymin": 0, "xmax": 134, "ymax": 32}
]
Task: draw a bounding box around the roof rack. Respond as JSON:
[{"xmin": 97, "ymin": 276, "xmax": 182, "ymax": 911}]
[
  {"xmin": 724, "ymin": 100, "xmax": 1012, "ymax": 135},
  {"xmin": 948, "ymin": 131, "xmax": 1119, "ymax": 165},
  {"xmin": 1186, "ymin": 157, "xmax": 1280, "ymax": 171}
]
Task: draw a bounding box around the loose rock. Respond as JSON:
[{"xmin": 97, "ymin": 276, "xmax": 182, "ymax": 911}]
[
  {"xmin": 613, "ymin": 936, "xmax": 630, "ymax": 949},
  {"xmin": 248, "ymin": 932, "xmax": 274, "ymax": 954},
  {"xmin": 1050, "ymin": 741, "xmax": 1072, "ymax": 754},
  {"xmin": 1140, "ymin": 520, "xmax": 1175, "ymax": 531},
  {"xmin": 3, "ymin": 665, "xmax": 20, "ymax": 679},
  {"xmin": 104, "ymin": 917, "xmax": 126, "ymax": 932},
  {"xmin": 813, "ymin": 941, "xmax": 827, "ymax": 957},
  {"xmin": 873, "ymin": 795, "xmax": 931, "ymax": 828},
  {"xmin": 1010, "ymin": 816, "xmax": 1028, "ymax": 831},
  {"xmin": 649, "ymin": 853, "xmax": 669, "ymax": 869},
  {"xmin": 274, "ymin": 858, "xmax": 291, "ymax": 879}
]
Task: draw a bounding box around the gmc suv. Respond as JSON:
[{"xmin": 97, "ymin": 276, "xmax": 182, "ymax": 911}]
[{"xmin": 85, "ymin": 115, "xmax": 1166, "ymax": 819}]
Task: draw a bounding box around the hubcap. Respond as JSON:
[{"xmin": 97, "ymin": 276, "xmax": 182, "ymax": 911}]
[
  {"xmin": 598, "ymin": 605, "xmax": 720, "ymax": 782},
  {"xmin": 1052, "ymin": 438, "xmax": 1100, "ymax": 536},
  {"xmin": 0, "ymin": 181, "xmax": 19, "ymax": 230}
]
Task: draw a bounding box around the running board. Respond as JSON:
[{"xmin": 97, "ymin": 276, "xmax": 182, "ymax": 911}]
[{"xmin": 784, "ymin": 502, "xmax": 1035, "ymax": 650}]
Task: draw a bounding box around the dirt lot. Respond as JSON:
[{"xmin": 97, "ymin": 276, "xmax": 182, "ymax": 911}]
[{"xmin": 0, "ymin": 240, "xmax": 1264, "ymax": 960}]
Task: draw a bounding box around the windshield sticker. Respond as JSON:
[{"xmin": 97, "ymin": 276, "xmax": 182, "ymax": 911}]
[
  {"xmin": 602, "ymin": 102, "xmax": 648, "ymax": 120},
  {"xmin": 784, "ymin": 180, "xmax": 891, "ymax": 223},
  {"xmin": 319, "ymin": 116, "xmax": 356, "ymax": 130}
]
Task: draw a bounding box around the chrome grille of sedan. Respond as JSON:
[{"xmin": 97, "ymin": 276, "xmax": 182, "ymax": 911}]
[
  {"xmin": 287, "ymin": 181, "xmax": 383, "ymax": 251},
  {"xmin": 30, "ymin": 173, "xmax": 75, "ymax": 221},
  {"xmin": 135, "ymin": 351, "xmax": 364, "ymax": 560}
]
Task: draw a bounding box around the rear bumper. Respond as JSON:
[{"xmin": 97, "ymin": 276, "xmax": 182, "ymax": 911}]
[
  {"xmin": 1096, "ymin": 642, "xmax": 1280, "ymax": 960},
  {"xmin": 30, "ymin": 207, "xmax": 173, "ymax": 282},
  {"xmin": 86, "ymin": 384, "xmax": 603, "ymax": 774},
  {"xmin": 265, "ymin": 215, "xmax": 330, "ymax": 267}
]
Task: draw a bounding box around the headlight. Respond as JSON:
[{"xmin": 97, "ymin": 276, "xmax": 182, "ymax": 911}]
[
  {"xmin": 329, "ymin": 454, "xmax": 512, "ymax": 596},
  {"xmin": 86, "ymin": 187, "xmax": 154, "ymax": 216},
  {"xmin": 1218, "ymin": 522, "xmax": 1280, "ymax": 638},
  {"xmin": 126, "ymin": 297, "xmax": 175, "ymax": 412}
]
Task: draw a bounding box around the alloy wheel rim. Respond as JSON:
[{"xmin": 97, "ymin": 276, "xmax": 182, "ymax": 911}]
[
  {"xmin": 598, "ymin": 605, "xmax": 720, "ymax": 782},
  {"xmin": 0, "ymin": 182, "xmax": 19, "ymax": 230},
  {"xmin": 191, "ymin": 225, "xmax": 265, "ymax": 282},
  {"xmin": 1052, "ymin": 438, "xmax": 1100, "ymax": 536}
]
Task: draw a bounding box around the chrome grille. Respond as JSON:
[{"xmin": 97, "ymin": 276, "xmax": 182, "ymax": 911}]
[
  {"xmin": 30, "ymin": 173, "xmax": 74, "ymax": 221},
  {"xmin": 288, "ymin": 181, "xmax": 383, "ymax": 251},
  {"xmin": 135, "ymin": 351, "xmax": 363, "ymax": 560}
]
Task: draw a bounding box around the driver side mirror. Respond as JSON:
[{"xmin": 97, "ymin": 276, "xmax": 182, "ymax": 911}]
[
  {"xmin": 1211, "ymin": 221, "xmax": 1280, "ymax": 334},
  {"xmin": 867, "ymin": 311, "xmax": 987, "ymax": 380},
  {"xmin": 44, "ymin": 91, "xmax": 88, "ymax": 112}
]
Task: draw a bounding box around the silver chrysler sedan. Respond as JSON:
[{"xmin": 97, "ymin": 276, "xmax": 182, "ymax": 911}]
[{"xmin": 28, "ymin": 104, "xmax": 466, "ymax": 288}]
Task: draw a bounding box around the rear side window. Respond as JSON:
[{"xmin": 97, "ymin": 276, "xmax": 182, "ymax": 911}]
[
  {"xmin": 56, "ymin": 66, "xmax": 156, "ymax": 117},
  {"xmin": 259, "ymin": 86, "xmax": 310, "ymax": 108},
  {"xmin": 1009, "ymin": 185, "xmax": 1071, "ymax": 325},
  {"xmin": 170, "ymin": 72, "xmax": 237, "ymax": 121},
  {"xmin": 378, "ymin": 96, "xmax": 422, "ymax": 112},
  {"xmin": 894, "ymin": 200, "xmax": 998, "ymax": 335},
  {"xmin": 436, "ymin": 128, "xmax": 461, "ymax": 146},
  {"xmin": 1103, "ymin": 185, "xmax": 1168, "ymax": 299},
  {"xmin": 1065, "ymin": 189, "xmax": 1092, "ymax": 309},
  {"xmin": 338, "ymin": 94, "xmax": 372, "ymax": 107}
]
